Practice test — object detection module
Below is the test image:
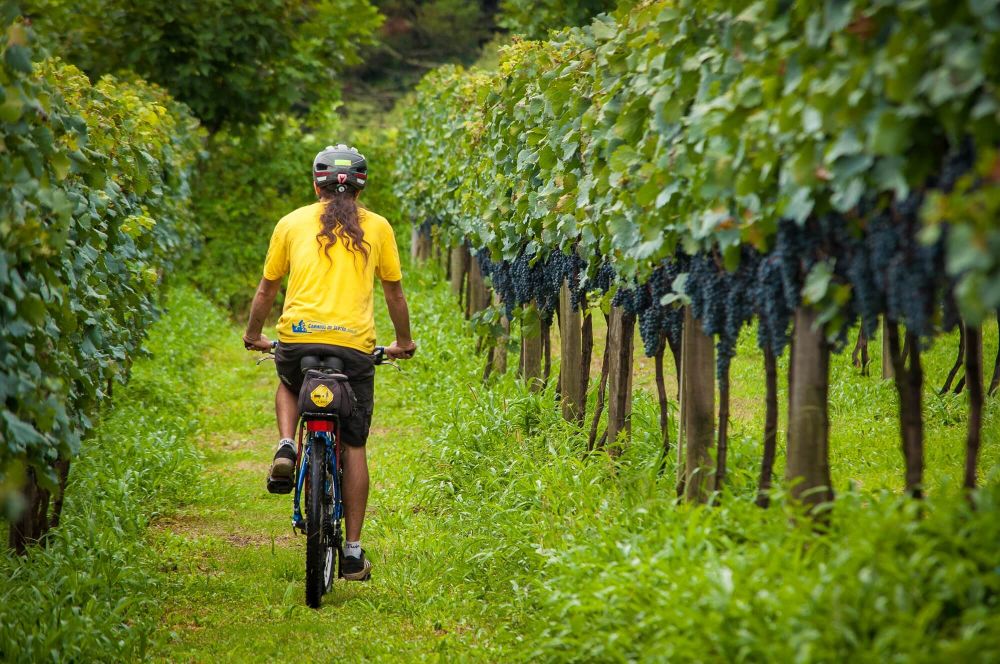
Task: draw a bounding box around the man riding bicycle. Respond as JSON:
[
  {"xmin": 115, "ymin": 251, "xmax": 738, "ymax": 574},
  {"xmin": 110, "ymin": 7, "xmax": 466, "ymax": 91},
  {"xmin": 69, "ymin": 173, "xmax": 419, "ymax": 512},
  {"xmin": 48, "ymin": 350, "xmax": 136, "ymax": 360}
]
[{"xmin": 242, "ymin": 144, "xmax": 415, "ymax": 582}]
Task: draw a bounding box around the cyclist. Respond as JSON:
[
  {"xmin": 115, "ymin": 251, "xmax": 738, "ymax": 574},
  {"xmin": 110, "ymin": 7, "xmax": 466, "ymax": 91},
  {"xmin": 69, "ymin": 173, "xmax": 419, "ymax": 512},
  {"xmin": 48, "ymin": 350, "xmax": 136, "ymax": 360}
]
[{"xmin": 242, "ymin": 144, "xmax": 416, "ymax": 582}]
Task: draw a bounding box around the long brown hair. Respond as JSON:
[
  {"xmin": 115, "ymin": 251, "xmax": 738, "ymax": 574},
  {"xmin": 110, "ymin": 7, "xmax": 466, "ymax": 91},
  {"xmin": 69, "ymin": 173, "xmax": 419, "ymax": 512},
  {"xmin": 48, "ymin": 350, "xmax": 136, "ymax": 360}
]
[{"xmin": 316, "ymin": 186, "xmax": 370, "ymax": 264}]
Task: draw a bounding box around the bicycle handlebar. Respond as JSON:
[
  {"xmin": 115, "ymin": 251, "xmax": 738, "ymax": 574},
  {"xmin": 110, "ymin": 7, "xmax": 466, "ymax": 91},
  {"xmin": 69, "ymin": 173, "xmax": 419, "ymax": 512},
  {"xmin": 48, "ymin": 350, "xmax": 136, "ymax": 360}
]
[{"xmin": 259, "ymin": 341, "xmax": 393, "ymax": 367}]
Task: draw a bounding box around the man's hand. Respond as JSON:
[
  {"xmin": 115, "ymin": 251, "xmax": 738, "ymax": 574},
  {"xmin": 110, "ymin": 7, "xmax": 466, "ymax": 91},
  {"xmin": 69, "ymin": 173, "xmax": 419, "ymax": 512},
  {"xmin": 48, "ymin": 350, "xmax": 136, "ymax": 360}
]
[
  {"xmin": 243, "ymin": 333, "xmax": 273, "ymax": 352},
  {"xmin": 386, "ymin": 339, "xmax": 416, "ymax": 360}
]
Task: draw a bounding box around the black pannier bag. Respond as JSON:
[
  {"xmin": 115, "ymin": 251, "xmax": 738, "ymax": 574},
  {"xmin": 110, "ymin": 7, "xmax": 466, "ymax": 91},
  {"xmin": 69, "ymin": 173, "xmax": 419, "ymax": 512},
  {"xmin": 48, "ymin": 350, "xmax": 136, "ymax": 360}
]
[{"xmin": 297, "ymin": 370, "xmax": 357, "ymax": 419}]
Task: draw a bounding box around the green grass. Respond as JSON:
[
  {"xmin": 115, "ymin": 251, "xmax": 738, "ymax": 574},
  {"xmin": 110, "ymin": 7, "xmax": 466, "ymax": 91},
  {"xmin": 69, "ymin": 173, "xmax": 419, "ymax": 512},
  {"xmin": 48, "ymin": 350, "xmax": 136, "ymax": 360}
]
[{"xmin": 3, "ymin": 266, "xmax": 997, "ymax": 662}]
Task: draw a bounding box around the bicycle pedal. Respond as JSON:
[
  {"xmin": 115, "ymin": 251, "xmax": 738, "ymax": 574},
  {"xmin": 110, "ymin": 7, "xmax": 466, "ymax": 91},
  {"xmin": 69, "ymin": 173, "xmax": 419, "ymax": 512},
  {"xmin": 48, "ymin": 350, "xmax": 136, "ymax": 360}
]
[{"xmin": 267, "ymin": 477, "xmax": 294, "ymax": 494}]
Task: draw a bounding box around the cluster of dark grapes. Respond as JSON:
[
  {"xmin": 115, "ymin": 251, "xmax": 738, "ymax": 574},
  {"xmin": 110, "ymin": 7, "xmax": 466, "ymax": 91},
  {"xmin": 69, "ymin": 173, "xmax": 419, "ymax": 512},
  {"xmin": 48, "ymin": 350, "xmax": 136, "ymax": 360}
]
[
  {"xmin": 753, "ymin": 252, "xmax": 793, "ymax": 356},
  {"xmin": 773, "ymin": 219, "xmax": 814, "ymax": 311},
  {"xmin": 587, "ymin": 260, "xmax": 616, "ymax": 295},
  {"xmin": 611, "ymin": 281, "xmax": 652, "ymax": 313},
  {"xmin": 544, "ymin": 250, "xmax": 588, "ymax": 309},
  {"xmin": 477, "ymin": 249, "xmax": 530, "ymax": 318},
  {"xmin": 609, "ymin": 257, "xmax": 685, "ymax": 358},
  {"xmin": 750, "ymin": 216, "xmax": 854, "ymax": 355},
  {"xmin": 846, "ymin": 213, "xmax": 888, "ymax": 337},
  {"xmin": 650, "ymin": 260, "xmax": 684, "ymax": 352},
  {"xmin": 686, "ymin": 250, "xmax": 759, "ymax": 377},
  {"xmin": 835, "ymin": 184, "xmax": 949, "ymax": 342},
  {"xmin": 478, "ymin": 247, "xmax": 588, "ymax": 322},
  {"xmin": 863, "ymin": 206, "xmax": 943, "ymax": 339}
]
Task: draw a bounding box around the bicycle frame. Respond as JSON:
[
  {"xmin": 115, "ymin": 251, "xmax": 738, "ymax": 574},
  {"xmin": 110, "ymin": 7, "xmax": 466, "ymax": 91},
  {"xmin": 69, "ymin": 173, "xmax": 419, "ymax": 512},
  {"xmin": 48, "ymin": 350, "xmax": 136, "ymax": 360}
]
[{"xmin": 292, "ymin": 418, "xmax": 343, "ymax": 550}]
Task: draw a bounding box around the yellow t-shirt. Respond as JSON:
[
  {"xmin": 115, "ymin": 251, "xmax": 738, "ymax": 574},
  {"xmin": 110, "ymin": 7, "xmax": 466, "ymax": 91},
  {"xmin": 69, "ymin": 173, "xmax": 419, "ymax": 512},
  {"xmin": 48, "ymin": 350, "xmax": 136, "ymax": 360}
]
[{"xmin": 263, "ymin": 202, "xmax": 402, "ymax": 352}]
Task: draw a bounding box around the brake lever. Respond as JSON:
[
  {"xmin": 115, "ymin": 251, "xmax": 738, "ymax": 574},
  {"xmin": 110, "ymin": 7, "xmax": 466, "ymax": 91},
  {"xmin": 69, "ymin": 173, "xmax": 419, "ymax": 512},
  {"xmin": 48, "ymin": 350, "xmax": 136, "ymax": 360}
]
[{"xmin": 256, "ymin": 354, "xmax": 275, "ymax": 366}]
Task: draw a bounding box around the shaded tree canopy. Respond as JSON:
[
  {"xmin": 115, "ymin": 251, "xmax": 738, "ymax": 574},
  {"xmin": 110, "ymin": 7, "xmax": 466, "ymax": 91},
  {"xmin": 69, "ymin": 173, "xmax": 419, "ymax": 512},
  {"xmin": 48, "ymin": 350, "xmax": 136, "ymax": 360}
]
[{"xmin": 25, "ymin": 0, "xmax": 382, "ymax": 128}]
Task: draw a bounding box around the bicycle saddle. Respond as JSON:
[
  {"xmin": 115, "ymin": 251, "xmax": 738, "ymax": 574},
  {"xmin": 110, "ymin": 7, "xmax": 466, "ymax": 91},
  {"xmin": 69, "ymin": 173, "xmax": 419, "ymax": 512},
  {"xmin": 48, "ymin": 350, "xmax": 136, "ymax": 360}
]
[{"xmin": 300, "ymin": 355, "xmax": 346, "ymax": 373}]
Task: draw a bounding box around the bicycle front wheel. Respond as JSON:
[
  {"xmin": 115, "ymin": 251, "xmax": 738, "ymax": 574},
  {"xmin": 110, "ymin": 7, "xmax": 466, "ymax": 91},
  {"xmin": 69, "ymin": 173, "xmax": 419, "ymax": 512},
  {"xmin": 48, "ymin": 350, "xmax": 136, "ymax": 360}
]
[{"xmin": 305, "ymin": 436, "xmax": 333, "ymax": 608}]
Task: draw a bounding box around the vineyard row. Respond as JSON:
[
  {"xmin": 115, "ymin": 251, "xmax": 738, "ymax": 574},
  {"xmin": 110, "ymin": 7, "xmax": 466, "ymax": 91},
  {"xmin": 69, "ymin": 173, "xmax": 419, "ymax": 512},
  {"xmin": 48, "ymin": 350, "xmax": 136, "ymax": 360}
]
[
  {"xmin": 1, "ymin": 10, "xmax": 203, "ymax": 549},
  {"xmin": 394, "ymin": 0, "xmax": 1000, "ymax": 507}
]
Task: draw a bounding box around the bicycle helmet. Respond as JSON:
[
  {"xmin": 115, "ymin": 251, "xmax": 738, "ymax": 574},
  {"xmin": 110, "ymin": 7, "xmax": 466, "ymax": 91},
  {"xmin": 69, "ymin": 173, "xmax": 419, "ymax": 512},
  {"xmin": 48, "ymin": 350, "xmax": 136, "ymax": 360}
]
[{"xmin": 313, "ymin": 144, "xmax": 367, "ymax": 193}]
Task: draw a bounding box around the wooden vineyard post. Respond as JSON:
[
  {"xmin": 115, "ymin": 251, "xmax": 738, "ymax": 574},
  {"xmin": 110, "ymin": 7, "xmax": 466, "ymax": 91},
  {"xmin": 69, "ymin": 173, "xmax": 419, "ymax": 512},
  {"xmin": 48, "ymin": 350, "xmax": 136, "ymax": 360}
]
[
  {"xmin": 851, "ymin": 329, "xmax": 870, "ymax": 376},
  {"xmin": 964, "ymin": 324, "xmax": 984, "ymax": 492},
  {"xmin": 410, "ymin": 223, "xmax": 431, "ymax": 262},
  {"xmin": 579, "ymin": 310, "xmax": 593, "ymax": 427},
  {"xmin": 881, "ymin": 317, "xmax": 894, "ymax": 380},
  {"xmin": 654, "ymin": 336, "xmax": 670, "ymax": 460},
  {"xmin": 491, "ymin": 293, "xmax": 510, "ymax": 377},
  {"xmin": 8, "ymin": 465, "xmax": 57, "ymax": 554},
  {"xmin": 466, "ymin": 256, "xmax": 490, "ymax": 319},
  {"xmin": 886, "ymin": 323, "xmax": 925, "ymax": 498},
  {"xmin": 558, "ymin": 281, "xmax": 584, "ymax": 423},
  {"xmin": 605, "ymin": 305, "xmax": 635, "ymax": 453},
  {"xmin": 588, "ymin": 311, "xmax": 612, "ymax": 451},
  {"xmin": 755, "ymin": 347, "xmax": 779, "ymax": 508},
  {"xmin": 521, "ymin": 303, "xmax": 543, "ymax": 391},
  {"xmin": 681, "ymin": 308, "xmax": 715, "ymax": 502},
  {"xmin": 450, "ymin": 244, "xmax": 469, "ymax": 300},
  {"xmin": 785, "ymin": 307, "xmax": 834, "ymax": 511}
]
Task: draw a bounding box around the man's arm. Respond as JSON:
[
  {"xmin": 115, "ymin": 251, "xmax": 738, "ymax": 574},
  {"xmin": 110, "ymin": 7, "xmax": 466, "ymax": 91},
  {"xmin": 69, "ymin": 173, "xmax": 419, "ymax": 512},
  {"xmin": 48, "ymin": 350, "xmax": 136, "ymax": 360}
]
[
  {"xmin": 381, "ymin": 279, "xmax": 416, "ymax": 359},
  {"xmin": 243, "ymin": 277, "xmax": 282, "ymax": 351}
]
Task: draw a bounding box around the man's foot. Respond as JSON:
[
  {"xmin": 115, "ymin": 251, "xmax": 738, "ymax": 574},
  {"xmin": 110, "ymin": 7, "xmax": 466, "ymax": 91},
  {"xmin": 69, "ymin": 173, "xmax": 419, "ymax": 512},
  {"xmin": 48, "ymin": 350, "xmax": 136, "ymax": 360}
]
[
  {"xmin": 266, "ymin": 440, "xmax": 296, "ymax": 494},
  {"xmin": 341, "ymin": 549, "xmax": 372, "ymax": 581}
]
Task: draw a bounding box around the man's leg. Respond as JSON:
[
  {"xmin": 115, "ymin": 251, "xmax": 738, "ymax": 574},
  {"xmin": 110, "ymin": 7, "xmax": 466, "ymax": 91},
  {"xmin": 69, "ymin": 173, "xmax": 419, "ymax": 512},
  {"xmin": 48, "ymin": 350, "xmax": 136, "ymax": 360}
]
[
  {"xmin": 276, "ymin": 383, "xmax": 298, "ymax": 439},
  {"xmin": 267, "ymin": 383, "xmax": 299, "ymax": 492},
  {"xmin": 340, "ymin": 442, "xmax": 372, "ymax": 580},
  {"xmin": 341, "ymin": 444, "xmax": 369, "ymax": 541}
]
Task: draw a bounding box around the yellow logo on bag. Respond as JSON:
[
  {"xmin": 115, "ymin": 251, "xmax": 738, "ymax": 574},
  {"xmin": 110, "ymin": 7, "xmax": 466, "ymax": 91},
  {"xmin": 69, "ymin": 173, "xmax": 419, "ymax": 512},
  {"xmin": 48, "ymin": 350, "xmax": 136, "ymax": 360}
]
[{"xmin": 310, "ymin": 384, "xmax": 334, "ymax": 408}]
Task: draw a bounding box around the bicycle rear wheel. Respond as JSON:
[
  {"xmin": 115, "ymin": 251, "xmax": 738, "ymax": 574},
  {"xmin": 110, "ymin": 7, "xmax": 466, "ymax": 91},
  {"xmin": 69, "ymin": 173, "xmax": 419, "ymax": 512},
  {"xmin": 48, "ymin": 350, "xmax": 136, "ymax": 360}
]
[{"xmin": 305, "ymin": 437, "xmax": 333, "ymax": 608}]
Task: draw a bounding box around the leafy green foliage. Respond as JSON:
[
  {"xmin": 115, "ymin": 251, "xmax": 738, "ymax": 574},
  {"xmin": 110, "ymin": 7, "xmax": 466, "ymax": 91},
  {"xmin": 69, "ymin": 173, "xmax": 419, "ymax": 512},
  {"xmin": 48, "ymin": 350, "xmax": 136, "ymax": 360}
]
[
  {"xmin": 25, "ymin": 0, "xmax": 382, "ymax": 128},
  {"xmin": 0, "ymin": 288, "xmax": 211, "ymax": 662},
  {"xmin": 396, "ymin": 0, "xmax": 1000, "ymax": 327},
  {"xmin": 0, "ymin": 11, "xmax": 203, "ymax": 506},
  {"xmin": 497, "ymin": 0, "xmax": 616, "ymax": 39}
]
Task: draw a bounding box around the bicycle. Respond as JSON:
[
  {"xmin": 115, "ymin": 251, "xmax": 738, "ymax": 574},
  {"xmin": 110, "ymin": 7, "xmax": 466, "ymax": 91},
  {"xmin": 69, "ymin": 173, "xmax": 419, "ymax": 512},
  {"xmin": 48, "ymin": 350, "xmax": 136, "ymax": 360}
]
[{"xmin": 258, "ymin": 342, "xmax": 397, "ymax": 608}]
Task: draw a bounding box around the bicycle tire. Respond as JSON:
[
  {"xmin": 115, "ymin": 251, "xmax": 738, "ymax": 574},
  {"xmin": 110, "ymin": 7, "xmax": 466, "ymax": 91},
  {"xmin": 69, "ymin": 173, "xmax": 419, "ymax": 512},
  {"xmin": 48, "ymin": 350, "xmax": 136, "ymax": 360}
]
[{"xmin": 305, "ymin": 436, "xmax": 333, "ymax": 608}]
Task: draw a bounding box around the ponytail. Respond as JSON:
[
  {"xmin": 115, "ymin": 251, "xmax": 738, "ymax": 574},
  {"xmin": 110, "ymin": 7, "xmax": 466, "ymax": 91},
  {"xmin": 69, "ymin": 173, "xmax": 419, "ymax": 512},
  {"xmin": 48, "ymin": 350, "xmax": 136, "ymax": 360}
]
[{"xmin": 316, "ymin": 187, "xmax": 370, "ymax": 264}]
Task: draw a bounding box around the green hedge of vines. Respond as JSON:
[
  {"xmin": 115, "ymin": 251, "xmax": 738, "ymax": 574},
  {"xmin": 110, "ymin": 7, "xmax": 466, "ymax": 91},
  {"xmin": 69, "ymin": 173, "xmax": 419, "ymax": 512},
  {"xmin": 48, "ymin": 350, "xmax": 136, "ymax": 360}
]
[
  {"xmin": 1, "ymin": 5, "xmax": 203, "ymax": 505},
  {"xmin": 396, "ymin": 0, "xmax": 1000, "ymax": 325}
]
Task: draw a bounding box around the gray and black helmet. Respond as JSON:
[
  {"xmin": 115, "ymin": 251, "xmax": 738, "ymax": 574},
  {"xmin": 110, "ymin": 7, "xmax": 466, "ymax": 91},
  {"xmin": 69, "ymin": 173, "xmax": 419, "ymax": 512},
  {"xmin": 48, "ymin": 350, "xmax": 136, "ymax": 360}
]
[{"xmin": 313, "ymin": 144, "xmax": 367, "ymax": 193}]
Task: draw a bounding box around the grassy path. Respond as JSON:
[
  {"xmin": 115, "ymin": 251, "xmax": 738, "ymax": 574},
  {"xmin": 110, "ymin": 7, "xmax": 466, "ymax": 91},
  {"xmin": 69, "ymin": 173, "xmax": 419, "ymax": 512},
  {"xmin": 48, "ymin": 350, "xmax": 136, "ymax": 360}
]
[{"xmin": 152, "ymin": 272, "xmax": 507, "ymax": 661}]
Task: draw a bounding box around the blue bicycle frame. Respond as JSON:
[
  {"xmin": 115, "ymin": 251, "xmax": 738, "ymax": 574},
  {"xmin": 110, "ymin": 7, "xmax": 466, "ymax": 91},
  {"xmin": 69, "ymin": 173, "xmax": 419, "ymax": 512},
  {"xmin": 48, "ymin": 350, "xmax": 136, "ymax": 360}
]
[{"xmin": 292, "ymin": 421, "xmax": 343, "ymax": 539}]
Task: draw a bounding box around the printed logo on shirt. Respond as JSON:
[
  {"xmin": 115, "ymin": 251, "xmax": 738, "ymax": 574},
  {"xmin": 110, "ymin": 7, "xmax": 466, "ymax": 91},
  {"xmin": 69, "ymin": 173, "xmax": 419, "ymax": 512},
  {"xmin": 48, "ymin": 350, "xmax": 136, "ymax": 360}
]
[{"xmin": 290, "ymin": 319, "xmax": 357, "ymax": 335}]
